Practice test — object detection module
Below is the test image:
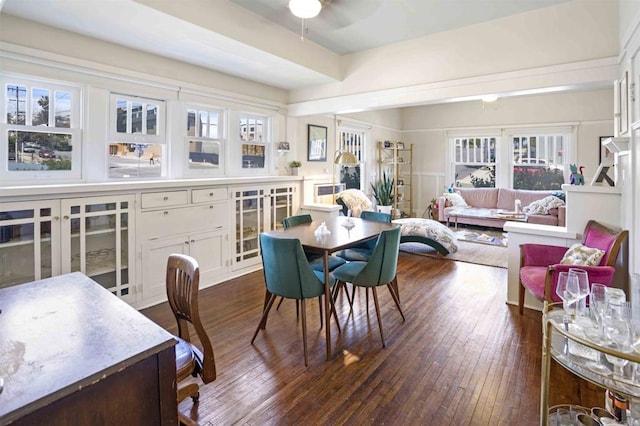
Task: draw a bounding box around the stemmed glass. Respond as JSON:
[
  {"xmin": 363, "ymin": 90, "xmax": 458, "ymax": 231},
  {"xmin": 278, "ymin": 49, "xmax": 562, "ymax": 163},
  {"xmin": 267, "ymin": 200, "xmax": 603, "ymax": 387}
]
[
  {"xmin": 585, "ymin": 283, "xmax": 612, "ymax": 374},
  {"xmin": 568, "ymin": 268, "xmax": 590, "ymax": 318},
  {"xmin": 603, "ymin": 301, "xmax": 632, "ymax": 380},
  {"xmin": 556, "ymin": 272, "xmax": 581, "ymax": 321}
]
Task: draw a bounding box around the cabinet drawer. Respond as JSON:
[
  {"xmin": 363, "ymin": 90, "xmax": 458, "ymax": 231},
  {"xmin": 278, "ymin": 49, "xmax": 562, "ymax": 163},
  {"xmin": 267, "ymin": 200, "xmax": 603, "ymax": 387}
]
[
  {"xmin": 141, "ymin": 191, "xmax": 188, "ymax": 209},
  {"xmin": 192, "ymin": 187, "xmax": 228, "ymax": 204},
  {"xmin": 140, "ymin": 203, "xmax": 229, "ymax": 238}
]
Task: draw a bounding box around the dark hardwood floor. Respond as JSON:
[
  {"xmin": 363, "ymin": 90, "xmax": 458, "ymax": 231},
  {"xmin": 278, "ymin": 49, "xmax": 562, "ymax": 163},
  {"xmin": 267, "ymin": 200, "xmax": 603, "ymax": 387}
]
[{"xmin": 142, "ymin": 251, "xmax": 588, "ymax": 425}]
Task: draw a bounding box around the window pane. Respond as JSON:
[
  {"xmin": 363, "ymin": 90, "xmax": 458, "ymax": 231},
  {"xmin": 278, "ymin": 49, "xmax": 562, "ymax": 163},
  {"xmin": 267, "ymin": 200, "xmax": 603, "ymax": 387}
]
[
  {"xmin": 7, "ymin": 130, "xmax": 72, "ymax": 171},
  {"xmin": 187, "ymin": 110, "xmax": 196, "ymax": 137},
  {"xmin": 131, "ymin": 102, "xmax": 143, "ymax": 133},
  {"xmin": 255, "ymin": 118, "xmax": 263, "ymax": 142},
  {"xmin": 54, "ymin": 91, "xmax": 71, "ymax": 128},
  {"xmin": 146, "ymin": 104, "xmax": 158, "ymax": 135},
  {"xmin": 455, "ymin": 165, "xmax": 495, "ymax": 188},
  {"xmin": 32, "ymin": 88, "xmax": 49, "ymax": 126},
  {"xmin": 6, "ymin": 85, "xmax": 26, "ymax": 125},
  {"xmin": 108, "ymin": 142, "xmax": 162, "ymax": 178},
  {"xmin": 240, "ymin": 117, "xmax": 247, "ymax": 141},
  {"xmin": 188, "ymin": 140, "xmax": 220, "ymax": 168},
  {"xmin": 199, "ymin": 111, "xmax": 207, "ymax": 137},
  {"xmin": 242, "ymin": 144, "xmax": 264, "ymax": 168},
  {"xmin": 116, "ymin": 100, "xmax": 127, "ymax": 133},
  {"xmin": 209, "ymin": 112, "xmax": 218, "ymax": 138}
]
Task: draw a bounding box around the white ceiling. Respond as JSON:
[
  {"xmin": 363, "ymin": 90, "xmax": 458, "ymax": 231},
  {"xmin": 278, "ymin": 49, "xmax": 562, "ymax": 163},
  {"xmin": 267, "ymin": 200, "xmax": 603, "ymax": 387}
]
[{"xmin": 1, "ymin": 0, "xmax": 571, "ymax": 91}]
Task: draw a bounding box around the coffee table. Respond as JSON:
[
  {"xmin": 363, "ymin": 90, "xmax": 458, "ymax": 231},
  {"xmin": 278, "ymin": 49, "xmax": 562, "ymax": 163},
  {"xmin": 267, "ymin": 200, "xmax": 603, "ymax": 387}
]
[{"xmin": 447, "ymin": 207, "xmax": 527, "ymax": 229}]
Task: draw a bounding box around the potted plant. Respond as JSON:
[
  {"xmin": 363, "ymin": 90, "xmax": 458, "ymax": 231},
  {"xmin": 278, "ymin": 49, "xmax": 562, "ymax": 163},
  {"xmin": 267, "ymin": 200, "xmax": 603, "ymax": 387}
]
[
  {"xmin": 289, "ymin": 160, "xmax": 302, "ymax": 176},
  {"xmin": 370, "ymin": 171, "xmax": 394, "ymax": 214}
]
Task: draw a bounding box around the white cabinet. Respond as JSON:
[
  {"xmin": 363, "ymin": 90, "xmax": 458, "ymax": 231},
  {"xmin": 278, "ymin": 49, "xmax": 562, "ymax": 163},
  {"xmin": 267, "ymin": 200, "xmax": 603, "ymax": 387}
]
[
  {"xmin": 0, "ymin": 200, "xmax": 61, "ymax": 287},
  {"xmin": 232, "ymin": 183, "xmax": 297, "ymax": 271},
  {"xmin": 0, "ymin": 196, "xmax": 135, "ymax": 304},
  {"xmin": 141, "ymin": 229, "xmax": 227, "ymax": 306},
  {"xmin": 60, "ymin": 195, "xmax": 136, "ymax": 304},
  {"xmin": 139, "ymin": 187, "xmax": 230, "ymax": 307}
]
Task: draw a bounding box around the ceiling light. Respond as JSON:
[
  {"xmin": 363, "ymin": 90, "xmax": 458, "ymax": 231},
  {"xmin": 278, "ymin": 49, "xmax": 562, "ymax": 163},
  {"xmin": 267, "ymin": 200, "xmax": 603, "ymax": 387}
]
[
  {"xmin": 482, "ymin": 95, "xmax": 498, "ymax": 103},
  {"xmin": 289, "ymin": 0, "xmax": 321, "ymax": 19}
]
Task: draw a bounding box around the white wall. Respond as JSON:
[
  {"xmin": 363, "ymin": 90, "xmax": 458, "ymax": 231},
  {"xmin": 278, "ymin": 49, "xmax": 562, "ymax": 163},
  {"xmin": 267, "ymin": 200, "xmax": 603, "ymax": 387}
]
[{"xmin": 399, "ymin": 88, "xmax": 614, "ymax": 214}]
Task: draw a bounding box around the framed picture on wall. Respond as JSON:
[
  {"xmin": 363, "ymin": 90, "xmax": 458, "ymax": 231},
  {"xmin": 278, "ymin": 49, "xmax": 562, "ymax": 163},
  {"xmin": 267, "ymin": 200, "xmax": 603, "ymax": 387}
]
[
  {"xmin": 619, "ymin": 71, "xmax": 629, "ymax": 135},
  {"xmin": 599, "ymin": 136, "xmax": 614, "ymax": 164},
  {"xmin": 307, "ymin": 124, "xmax": 327, "ymax": 161}
]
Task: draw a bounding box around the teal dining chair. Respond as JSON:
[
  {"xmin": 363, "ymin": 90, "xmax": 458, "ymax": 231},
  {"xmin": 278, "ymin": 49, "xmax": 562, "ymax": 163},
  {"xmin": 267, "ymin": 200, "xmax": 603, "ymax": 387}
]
[
  {"xmin": 334, "ymin": 211, "xmax": 393, "ymax": 310},
  {"xmin": 331, "ymin": 226, "xmax": 403, "ymax": 348},
  {"xmin": 279, "ymin": 214, "xmax": 346, "ymax": 324},
  {"xmin": 252, "ymin": 233, "xmax": 339, "ymax": 365}
]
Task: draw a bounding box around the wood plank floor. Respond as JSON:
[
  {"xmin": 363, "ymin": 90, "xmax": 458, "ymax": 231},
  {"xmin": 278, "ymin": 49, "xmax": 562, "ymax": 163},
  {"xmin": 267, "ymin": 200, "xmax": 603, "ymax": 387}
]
[{"xmin": 142, "ymin": 251, "xmax": 575, "ymax": 425}]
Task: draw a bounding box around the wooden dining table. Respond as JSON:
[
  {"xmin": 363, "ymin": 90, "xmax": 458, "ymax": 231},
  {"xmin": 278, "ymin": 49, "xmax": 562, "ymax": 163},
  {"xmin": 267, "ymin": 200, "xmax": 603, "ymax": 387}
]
[{"xmin": 262, "ymin": 216, "xmax": 398, "ymax": 360}]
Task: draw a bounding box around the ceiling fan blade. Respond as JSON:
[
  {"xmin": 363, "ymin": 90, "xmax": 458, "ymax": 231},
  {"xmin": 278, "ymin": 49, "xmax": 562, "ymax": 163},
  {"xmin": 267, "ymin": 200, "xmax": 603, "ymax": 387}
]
[{"xmin": 318, "ymin": 0, "xmax": 382, "ymax": 29}]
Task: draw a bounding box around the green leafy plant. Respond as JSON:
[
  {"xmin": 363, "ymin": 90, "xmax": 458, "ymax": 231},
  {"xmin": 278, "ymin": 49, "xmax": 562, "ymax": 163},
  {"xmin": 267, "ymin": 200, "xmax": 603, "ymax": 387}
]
[
  {"xmin": 289, "ymin": 160, "xmax": 302, "ymax": 168},
  {"xmin": 370, "ymin": 171, "xmax": 394, "ymax": 206}
]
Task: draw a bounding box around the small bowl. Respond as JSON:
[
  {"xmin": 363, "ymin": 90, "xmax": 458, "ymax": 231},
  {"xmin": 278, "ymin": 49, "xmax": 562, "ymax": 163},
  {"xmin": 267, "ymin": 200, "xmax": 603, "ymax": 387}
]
[
  {"xmin": 577, "ymin": 413, "xmax": 602, "ymax": 426},
  {"xmin": 591, "ymin": 407, "xmax": 615, "ymax": 420}
]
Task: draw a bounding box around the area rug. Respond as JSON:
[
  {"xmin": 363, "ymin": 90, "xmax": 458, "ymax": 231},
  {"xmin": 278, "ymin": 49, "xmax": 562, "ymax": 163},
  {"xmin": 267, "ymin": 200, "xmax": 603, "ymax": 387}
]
[
  {"xmin": 454, "ymin": 229, "xmax": 507, "ymax": 247},
  {"xmin": 399, "ymin": 240, "xmax": 508, "ymax": 268}
]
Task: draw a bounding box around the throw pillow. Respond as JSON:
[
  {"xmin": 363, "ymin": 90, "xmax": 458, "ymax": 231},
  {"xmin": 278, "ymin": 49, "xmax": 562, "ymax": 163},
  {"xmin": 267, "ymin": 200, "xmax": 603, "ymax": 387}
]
[
  {"xmin": 559, "ymin": 243, "xmax": 605, "ymax": 266},
  {"xmin": 443, "ymin": 192, "xmax": 468, "ymax": 207},
  {"xmin": 523, "ymin": 195, "xmax": 565, "ymax": 215},
  {"xmin": 551, "ymin": 191, "xmax": 566, "ymax": 202},
  {"xmin": 336, "ymin": 189, "xmax": 373, "ymax": 217}
]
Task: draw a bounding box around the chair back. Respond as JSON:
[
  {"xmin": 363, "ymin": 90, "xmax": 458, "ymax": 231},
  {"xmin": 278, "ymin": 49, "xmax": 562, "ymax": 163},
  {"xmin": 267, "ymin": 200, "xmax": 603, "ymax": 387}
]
[
  {"xmin": 360, "ymin": 210, "xmax": 392, "ymax": 223},
  {"xmin": 282, "ymin": 214, "xmax": 313, "ymax": 228},
  {"xmin": 259, "ymin": 234, "xmax": 326, "ymax": 300},
  {"xmin": 582, "ymin": 220, "xmax": 628, "ymax": 266},
  {"xmin": 166, "ymin": 253, "xmax": 216, "ymax": 383},
  {"xmin": 350, "ymin": 226, "xmax": 401, "ymax": 287},
  {"xmin": 359, "ymin": 211, "xmax": 392, "ymax": 250}
]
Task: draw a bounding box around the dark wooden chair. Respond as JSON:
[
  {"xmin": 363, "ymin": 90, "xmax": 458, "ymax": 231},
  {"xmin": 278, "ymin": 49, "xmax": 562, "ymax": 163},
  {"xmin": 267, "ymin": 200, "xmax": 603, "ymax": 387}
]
[{"xmin": 166, "ymin": 254, "xmax": 216, "ymax": 409}]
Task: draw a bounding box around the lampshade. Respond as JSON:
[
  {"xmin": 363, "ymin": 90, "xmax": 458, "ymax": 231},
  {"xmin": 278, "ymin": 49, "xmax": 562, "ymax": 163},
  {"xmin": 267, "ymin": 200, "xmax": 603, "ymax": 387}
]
[
  {"xmin": 289, "ymin": 0, "xmax": 321, "ymax": 19},
  {"xmin": 334, "ymin": 150, "xmax": 358, "ymax": 166}
]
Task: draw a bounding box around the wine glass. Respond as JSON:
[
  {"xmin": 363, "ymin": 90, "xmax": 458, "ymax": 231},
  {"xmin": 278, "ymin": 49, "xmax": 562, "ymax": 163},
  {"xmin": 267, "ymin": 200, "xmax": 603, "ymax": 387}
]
[
  {"xmin": 556, "ymin": 272, "xmax": 581, "ymax": 321},
  {"xmin": 603, "ymin": 301, "xmax": 632, "ymax": 380},
  {"xmin": 585, "ymin": 283, "xmax": 612, "ymax": 374},
  {"xmin": 568, "ymin": 268, "xmax": 590, "ymax": 318}
]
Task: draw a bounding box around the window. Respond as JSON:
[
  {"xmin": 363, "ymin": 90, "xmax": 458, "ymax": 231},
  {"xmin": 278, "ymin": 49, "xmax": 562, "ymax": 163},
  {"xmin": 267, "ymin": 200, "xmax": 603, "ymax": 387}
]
[
  {"xmin": 451, "ymin": 137, "xmax": 496, "ymax": 188},
  {"xmin": 511, "ymin": 134, "xmax": 565, "ymax": 190},
  {"xmin": 186, "ymin": 106, "xmax": 224, "ymax": 172},
  {"xmin": 239, "ymin": 113, "xmax": 268, "ymax": 169},
  {"xmin": 337, "ymin": 127, "xmax": 366, "ymax": 190},
  {"xmin": 2, "ymin": 78, "xmax": 81, "ymax": 181},
  {"xmin": 108, "ymin": 94, "xmax": 165, "ymax": 179}
]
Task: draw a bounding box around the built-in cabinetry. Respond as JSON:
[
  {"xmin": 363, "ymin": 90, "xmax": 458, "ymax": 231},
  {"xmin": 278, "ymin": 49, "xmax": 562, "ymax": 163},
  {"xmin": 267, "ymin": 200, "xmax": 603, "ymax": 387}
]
[
  {"xmin": 0, "ymin": 177, "xmax": 300, "ymax": 309},
  {"xmin": 378, "ymin": 141, "xmax": 413, "ymax": 217},
  {"xmin": 0, "ymin": 196, "xmax": 135, "ymax": 303},
  {"xmin": 232, "ymin": 183, "xmax": 296, "ymax": 271},
  {"xmin": 139, "ymin": 187, "xmax": 229, "ymax": 307}
]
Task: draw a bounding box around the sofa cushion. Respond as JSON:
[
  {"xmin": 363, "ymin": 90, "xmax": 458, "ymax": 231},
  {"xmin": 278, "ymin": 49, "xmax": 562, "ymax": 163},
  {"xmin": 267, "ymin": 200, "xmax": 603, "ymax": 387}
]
[
  {"xmin": 455, "ymin": 188, "xmax": 498, "ymax": 209},
  {"xmin": 442, "ymin": 192, "xmax": 468, "ymax": 207},
  {"xmin": 497, "ymin": 188, "xmax": 557, "ymax": 211}
]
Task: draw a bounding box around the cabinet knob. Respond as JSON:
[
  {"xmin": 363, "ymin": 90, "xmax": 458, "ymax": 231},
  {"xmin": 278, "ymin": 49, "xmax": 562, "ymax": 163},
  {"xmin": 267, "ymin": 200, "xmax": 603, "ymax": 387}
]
[
  {"xmin": 190, "ymin": 239, "xmax": 195, "ymax": 244},
  {"xmin": 209, "ymin": 192, "xmax": 214, "ymax": 196},
  {"xmin": 209, "ymin": 205, "xmax": 214, "ymax": 209},
  {"xmin": 185, "ymin": 241, "xmax": 189, "ymax": 245},
  {"xmin": 163, "ymin": 211, "xmax": 169, "ymax": 216},
  {"xmin": 63, "ymin": 215, "xmax": 69, "ymax": 220},
  {"xmin": 163, "ymin": 196, "xmax": 168, "ymax": 201},
  {"xmin": 54, "ymin": 216, "xmax": 60, "ymax": 221}
]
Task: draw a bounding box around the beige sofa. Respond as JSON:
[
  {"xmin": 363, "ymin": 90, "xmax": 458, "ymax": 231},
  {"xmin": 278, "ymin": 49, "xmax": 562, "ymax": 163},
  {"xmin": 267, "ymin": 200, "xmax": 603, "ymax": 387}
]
[{"xmin": 438, "ymin": 188, "xmax": 565, "ymax": 228}]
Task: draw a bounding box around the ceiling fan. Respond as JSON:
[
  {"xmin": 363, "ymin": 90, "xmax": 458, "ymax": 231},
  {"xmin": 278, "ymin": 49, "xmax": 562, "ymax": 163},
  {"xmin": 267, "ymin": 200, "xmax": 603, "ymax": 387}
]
[{"xmin": 289, "ymin": 0, "xmax": 382, "ymax": 30}]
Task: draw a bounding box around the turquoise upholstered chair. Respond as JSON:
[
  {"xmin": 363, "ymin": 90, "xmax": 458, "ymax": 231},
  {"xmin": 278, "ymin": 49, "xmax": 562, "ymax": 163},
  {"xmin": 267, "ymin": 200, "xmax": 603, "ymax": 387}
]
[
  {"xmin": 331, "ymin": 226, "xmax": 403, "ymax": 347},
  {"xmin": 282, "ymin": 214, "xmax": 347, "ymax": 272},
  {"xmin": 251, "ymin": 233, "xmax": 338, "ymax": 365},
  {"xmin": 336, "ymin": 211, "xmax": 392, "ymax": 262}
]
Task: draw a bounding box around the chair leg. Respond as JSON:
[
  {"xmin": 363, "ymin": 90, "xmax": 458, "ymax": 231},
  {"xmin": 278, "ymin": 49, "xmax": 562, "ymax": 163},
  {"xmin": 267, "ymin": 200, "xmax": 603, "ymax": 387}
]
[
  {"xmin": 518, "ymin": 279, "xmax": 525, "ymax": 315},
  {"xmin": 386, "ymin": 282, "xmax": 405, "ymax": 321},
  {"xmin": 391, "ymin": 275, "xmax": 400, "ymax": 303},
  {"xmin": 318, "ymin": 296, "xmax": 323, "ymax": 329},
  {"xmin": 252, "ymin": 293, "xmax": 276, "ymax": 344},
  {"xmin": 177, "ymin": 383, "xmax": 200, "ymax": 405},
  {"xmin": 329, "ymin": 292, "xmax": 341, "ymax": 333},
  {"xmin": 301, "ymin": 299, "xmax": 309, "ymax": 366},
  {"xmin": 370, "ymin": 287, "xmax": 386, "ymax": 348},
  {"xmin": 276, "ymin": 296, "xmax": 285, "ymax": 311}
]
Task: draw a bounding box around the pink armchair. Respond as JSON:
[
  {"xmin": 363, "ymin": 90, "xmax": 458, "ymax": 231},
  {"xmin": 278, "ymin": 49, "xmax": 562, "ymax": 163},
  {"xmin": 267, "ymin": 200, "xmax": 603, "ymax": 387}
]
[{"xmin": 518, "ymin": 220, "xmax": 628, "ymax": 314}]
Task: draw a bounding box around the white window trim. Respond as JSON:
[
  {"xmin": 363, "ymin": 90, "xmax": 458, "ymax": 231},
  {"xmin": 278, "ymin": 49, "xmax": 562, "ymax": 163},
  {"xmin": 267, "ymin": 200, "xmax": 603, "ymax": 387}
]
[
  {"xmin": 183, "ymin": 104, "xmax": 227, "ymax": 177},
  {"xmin": 232, "ymin": 111, "xmax": 273, "ymax": 176},
  {"xmin": 108, "ymin": 93, "xmax": 165, "ymax": 144},
  {"xmin": 1, "ymin": 76, "xmax": 83, "ymax": 183}
]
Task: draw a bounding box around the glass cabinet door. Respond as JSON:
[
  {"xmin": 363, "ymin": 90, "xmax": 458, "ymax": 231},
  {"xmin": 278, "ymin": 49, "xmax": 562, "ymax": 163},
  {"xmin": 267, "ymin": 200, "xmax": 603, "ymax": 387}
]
[
  {"xmin": 61, "ymin": 195, "xmax": 135, "ymax": 302},
  {"xmin": 268, "ymin": 185, "xmax": 295, "ymax": 231},
  {"xmin": 233, "ymin": 188, "xmax": 264, "ymax": 269},
  {"xmin": 0, "ymin": 201, "xmax": 60, "ymax": 288}
]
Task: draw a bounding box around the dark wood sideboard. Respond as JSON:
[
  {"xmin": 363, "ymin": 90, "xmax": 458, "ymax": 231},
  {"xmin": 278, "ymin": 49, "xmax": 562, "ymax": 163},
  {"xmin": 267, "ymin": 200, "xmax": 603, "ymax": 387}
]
[{"xmin": 0, "ymin": 272, "xmax": 177, "ymax": 425}]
